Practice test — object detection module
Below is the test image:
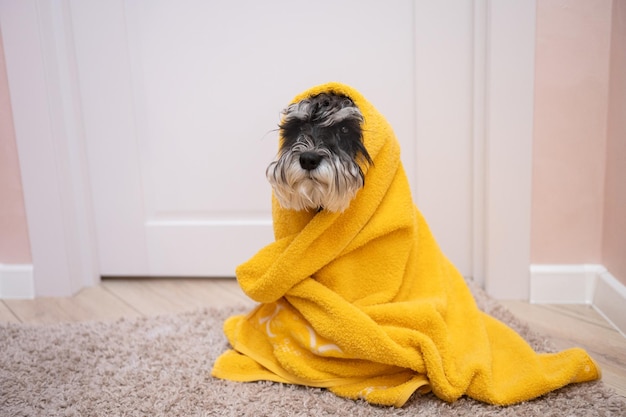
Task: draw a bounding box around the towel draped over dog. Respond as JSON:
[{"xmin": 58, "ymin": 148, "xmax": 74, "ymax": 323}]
[{"xmin": 211, "ymin": 82, "xmax": 600, "ymax": 407}]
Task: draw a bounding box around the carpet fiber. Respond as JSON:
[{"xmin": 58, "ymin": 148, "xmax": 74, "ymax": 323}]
[{"xmin": 1, "ymin": 281, "xmax": 624, "ymax": 416}]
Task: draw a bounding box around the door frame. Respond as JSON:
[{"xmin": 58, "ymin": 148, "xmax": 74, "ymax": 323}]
[
  {"xmin": 1, "ymin": 0, "xmax": 99, "ymax": 297},
  {"xmin": 1, "ymin": 0, "xmax": 535, "ymax": 299}
]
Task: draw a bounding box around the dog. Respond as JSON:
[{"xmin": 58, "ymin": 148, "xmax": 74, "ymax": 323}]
[{"xmin": 266, "ymin": 93, "xmax": 373, "ymax": 213}]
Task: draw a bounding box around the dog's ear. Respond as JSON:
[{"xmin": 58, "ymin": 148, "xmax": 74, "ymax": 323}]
[{"xmin": 355, "ymin": 140, "xmax": 373, "ymax": 168}]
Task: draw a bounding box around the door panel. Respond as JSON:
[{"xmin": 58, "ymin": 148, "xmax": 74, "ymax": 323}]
[{"xmin": 71, "ymin": 0, "xmax": 422, "ymax": 276}]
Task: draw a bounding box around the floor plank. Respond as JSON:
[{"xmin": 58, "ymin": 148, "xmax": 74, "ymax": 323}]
[
  {"xmin": 101, "ymin": 278, "xmax": 254, "ymax": 316},
  {"xmin": 3, "ymin": 286, "xmax": 141, "ymax": 324},
  {"xmin": 0, "ymin": 301, "xmax": 20, "ymax": 323}
]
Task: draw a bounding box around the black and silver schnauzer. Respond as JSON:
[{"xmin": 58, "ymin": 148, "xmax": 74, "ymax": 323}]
[{"xmin": 266, "ymin": 93, "xmax": 373, "ymax": 213}]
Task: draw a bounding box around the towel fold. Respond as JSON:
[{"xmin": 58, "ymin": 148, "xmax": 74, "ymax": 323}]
[{"xmin": 212, "ymin": 82, "xmax": 600, "ymax": 407}]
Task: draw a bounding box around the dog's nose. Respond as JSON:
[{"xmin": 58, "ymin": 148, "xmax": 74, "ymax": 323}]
[{"xmin": 299, "ymin": 152, "xmax": 322, "ymax": 170}]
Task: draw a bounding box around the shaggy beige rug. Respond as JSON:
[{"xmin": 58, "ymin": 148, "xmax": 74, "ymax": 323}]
[{"xmin": 1, "ymin": 281, "xmax": 624, "ymax": 416}]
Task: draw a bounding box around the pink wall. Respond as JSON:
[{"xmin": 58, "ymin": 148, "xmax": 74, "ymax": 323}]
[
  {"xmin": 531, "ymin": 0, "xmax": 611, "ymax": 264},
  {"xmin": 531, "ymin": 0, "xmax": 626, "ymax": 286},
  {"xmin": 0, "ymin": 32, "xmax": 31, "ymax": 264},
  {"xmin": 602, "ymin": 0, "xmax": 626, "ymax": 284}
]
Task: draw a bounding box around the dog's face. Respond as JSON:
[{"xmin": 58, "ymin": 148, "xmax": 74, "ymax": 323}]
[{"xmin": 266, "ymin": 93, "xmax": 372, "ymax": 212}]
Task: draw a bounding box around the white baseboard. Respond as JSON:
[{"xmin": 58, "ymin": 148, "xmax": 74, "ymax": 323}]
[
  {"xmin": 593, "ymin": 269, "xmax": 626, "ymax": 338},
  {"xmin": 530, "ymin": 264, "xmax": 603, "ymax": 304},
  {"xmin": 0, "ymin": 264, "xmax": 35, "ymax": 299},
  {"xmin": 530, "ymin": 264, "xmax": 626, "ymax": 337}
]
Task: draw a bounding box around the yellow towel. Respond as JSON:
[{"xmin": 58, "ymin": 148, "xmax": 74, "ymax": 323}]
[{"xmin": 211, "ymin": 82, "xmax": 600, "ymax": 407}]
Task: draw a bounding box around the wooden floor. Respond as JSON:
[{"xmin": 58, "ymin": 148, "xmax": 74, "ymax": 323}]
[{"xmin": 1, "ymin": 278, "xmax": 624, "ymax": 399}]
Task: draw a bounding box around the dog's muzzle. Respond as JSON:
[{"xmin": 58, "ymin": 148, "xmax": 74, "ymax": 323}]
[{"xmin": 266, "ymin": 143, "xmax": 364, "ymax": 213}]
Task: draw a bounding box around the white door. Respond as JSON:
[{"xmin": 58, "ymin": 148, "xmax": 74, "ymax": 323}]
[
  {"xmin": 2, "ymin": 0, "xmax": 535, "ymax": 297},
  {"xmin": 70, "ymin": 0, "xmax": 432, "ymax": 277}
]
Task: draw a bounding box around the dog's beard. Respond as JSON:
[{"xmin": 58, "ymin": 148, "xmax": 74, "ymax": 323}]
[{"xmin": 266, "ymin": 137, "xmax": 364, "ymax": 213}]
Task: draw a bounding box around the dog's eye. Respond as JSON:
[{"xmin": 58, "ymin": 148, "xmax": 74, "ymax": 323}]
[{"xmin": 340, "ymin": 126, "xmax": 350, "ymax": 135}]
